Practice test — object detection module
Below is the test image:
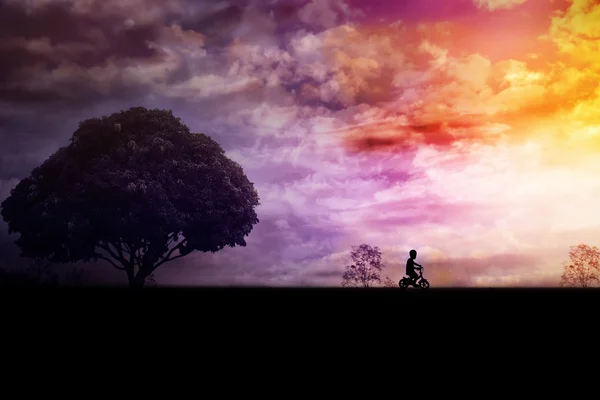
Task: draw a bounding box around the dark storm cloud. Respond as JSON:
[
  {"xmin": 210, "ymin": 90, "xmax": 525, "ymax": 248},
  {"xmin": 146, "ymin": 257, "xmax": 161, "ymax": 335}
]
[
  {"xmin": 0, "ymin": 5, "xmax": 178, "ymax": 114},
  {"xmin": 0, "ymin": 1, "xmax": 159, "ymax": 60},
  {"xmin": 175, "ymin": 0, "xmax": 296, "ymax": 50},
  {"xmin": 345, "ymin": 0, "xmax": 477, "ymax": 22},
  {"xmin": 0, "ymin": 0, "xmax": 169, "ymax": 103},
  {"xmin": 177, "ymin": 0, "xmax": 359, "ymax": 52},
  {"xmin": 178, "ymin": 2, "xmax": 246, "ymax": 50},
  {"xmin": 0, "ymin": 0, "xmax": 356, "ymax": 111},
  {"xmin": 0, "ymin": 0, "xmax": 258, "ymax": 109}
]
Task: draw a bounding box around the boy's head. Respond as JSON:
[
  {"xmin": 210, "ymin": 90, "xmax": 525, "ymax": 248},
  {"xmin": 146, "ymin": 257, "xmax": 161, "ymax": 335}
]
[{"xmin": 409, "ymin": 249, "xmax": 417, "ymax": 259}]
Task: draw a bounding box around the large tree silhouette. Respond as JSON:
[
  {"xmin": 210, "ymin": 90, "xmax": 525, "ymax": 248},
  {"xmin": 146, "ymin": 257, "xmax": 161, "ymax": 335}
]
[
  {"xmin": 1, "ymin": 107, "xmax": 260, "ymax": 288},
  {"xmin": 560, "ymin": 244, "xmax": 600, "ymax": 288},
  {"xmin": 342, "ymin": 244, "xmax": 393, "ymax": 287}
]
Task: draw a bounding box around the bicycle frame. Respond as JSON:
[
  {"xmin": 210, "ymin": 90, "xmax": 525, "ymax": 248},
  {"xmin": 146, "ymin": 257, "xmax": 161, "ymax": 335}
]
[{"xmin": 411, "ymin": 267, "xmax": 423, "ymax": 283}]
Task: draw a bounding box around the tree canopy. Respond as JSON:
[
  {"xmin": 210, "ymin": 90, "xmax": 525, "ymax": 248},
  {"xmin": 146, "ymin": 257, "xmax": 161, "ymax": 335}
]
[{"xmin": 1, "ymin": 107, "xmax": 260, "ymax": 287}]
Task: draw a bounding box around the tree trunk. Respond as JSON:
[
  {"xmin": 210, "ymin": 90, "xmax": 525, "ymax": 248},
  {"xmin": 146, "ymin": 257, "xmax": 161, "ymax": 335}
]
[
  {"xmin": 129, "ymin": 266, "xmax": 151, "ymax": 289},
  {"xmin": 130, "ymin": 279, "xmax": 144, "ymax": 288},
  {"xmin": 130, "ymin": 273, "xmax": 147, "ymax": 288},
  {"xmin": 126, "ymin": 268, "xmax": 136, "ymax": 288}
]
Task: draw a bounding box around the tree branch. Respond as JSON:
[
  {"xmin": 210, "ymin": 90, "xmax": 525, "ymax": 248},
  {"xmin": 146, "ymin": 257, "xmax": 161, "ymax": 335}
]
[
  {"xmin": 98, "ymin": 242, "xmax": 130, "ymax": 269},
  {"xmin": 152, "ymin": 253, "xmax": 186, "ymax": 271},
  {"xmin": 166, "ymin": 232, "xmax": 180, "ymax": 247},
  {"xmin": 111, "ymin": 241, "xmax": 126, "ymax": 264},
  {"xmin": 163, "ymin": 239, "xmax": 188, "ymax": 261},
  {"xmin": 125, "ymin": 242, "xmax": 136, "ymax": 270},
  {"xmin": 98, "ymin": 242, "xmax": 120, "ymax": 260},
  {"xmin": 135, "ymin": 248, "xmax": 143, "ymax": 265},
  {"xmin": 146, "ymin": 239, "xmax": 189, "ymax": 274},
  {"xmin": 119, "ymin": 241, "xmax": 132, "ymax": 255}
]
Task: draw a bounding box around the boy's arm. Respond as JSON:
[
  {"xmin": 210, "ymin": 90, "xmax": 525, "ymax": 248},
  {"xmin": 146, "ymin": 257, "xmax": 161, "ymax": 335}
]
[{"xmin": 414, "ymin": 262, "xmax": 422, "ymax": 267}]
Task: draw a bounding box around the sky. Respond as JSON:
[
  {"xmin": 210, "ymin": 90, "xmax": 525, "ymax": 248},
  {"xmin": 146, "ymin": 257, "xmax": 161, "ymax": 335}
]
[{"xmin": 1, "ymin": 0, "xmax": 599, "ymax": 287}]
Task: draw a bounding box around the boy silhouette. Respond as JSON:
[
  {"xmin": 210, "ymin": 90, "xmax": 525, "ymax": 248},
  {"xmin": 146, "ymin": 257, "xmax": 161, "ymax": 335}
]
[{"xmin": 406, "ymin": 249, "xmax": 422, "ymax": 284}]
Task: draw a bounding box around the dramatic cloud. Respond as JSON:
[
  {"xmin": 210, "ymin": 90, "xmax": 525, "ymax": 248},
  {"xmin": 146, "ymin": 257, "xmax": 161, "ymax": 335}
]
[{"xmin": 1, "ymin": 0, "xmax": 599, "ymax": 287}]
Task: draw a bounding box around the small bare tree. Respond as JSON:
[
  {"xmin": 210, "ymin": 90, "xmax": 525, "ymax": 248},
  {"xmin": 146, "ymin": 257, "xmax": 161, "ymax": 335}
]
[
  {"xmin": 560, "ymin": 244, "xmax": 600, "ymax": 288},
  {"xmin": 342, "ymin": 244, "xmax": 390, "ymax": 288}
]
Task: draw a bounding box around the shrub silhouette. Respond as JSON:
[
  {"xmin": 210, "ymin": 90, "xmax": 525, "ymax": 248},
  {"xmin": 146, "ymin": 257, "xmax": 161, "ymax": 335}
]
[
  {"xmin": 381, "ymin": 275, "xmax": 396, "ymax": 287},
  {"xmin": 0, "ymin": 267, "xmax": 57, "ymax": 287},
  {"xmin": 1, "ymin": 107, "xmax": 260, "ymax": 288}
]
